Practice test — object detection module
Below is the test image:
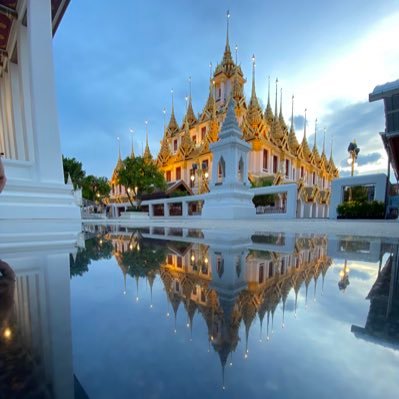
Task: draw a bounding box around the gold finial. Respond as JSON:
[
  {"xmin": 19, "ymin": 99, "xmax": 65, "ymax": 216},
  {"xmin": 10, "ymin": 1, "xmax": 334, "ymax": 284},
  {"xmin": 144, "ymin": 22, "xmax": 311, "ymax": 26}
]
[
  {"xmin": 162, "ymin": 108, "xmax": 166, "ymax": 131},
  {"xmin": 226, "ymin": 10, "xmax": 230, "ymax": 48},
  {"xmin": 267, "ymin": 76, "xmax": 271, "ymax": 106},
  {"xmin": 314, "ymin": 118, "xmax": 318, "ymax": 147},
  {"xmin": 171, "ymin": 89, "xmax": 174, "ymax": 112},
  {"xmin": 304, "ymin": 108, "xmax": 307, "ymax": 139},
  {"xmin": 185, "ymin": 95, "xmax": 188, "ymax": 112},
  {"xmin": 145, "ymin": 120, "xmax": 148, "ymax": 147},
  {"xmin": 279, "ymin": 87, "xmax": 283, "ymax": 118},
  {"xmin": 129, "ymin": 128, "xmax": 135, "ymax": 158},
  {"xmin": 188, "ymin": 76, "xmax": 192, "ymax": 99},
  {"xmin": 290, "ymin": 94, "xmax": 294, "ymax": 131},
  {"xmin": 251, "ymin": 54, "xmax": 256, "ymax": 97},
  {"xmin": 117, "ymin": 136, "xmax": 121, "ymax": 160},
  {"xmin": 235, "ymin": 44, "xmax": 238, "ymax": 64},
  {"xmin": 209, "ymin": 62, "xmax": 212, "ymax": 80},
  {"xmin": 274, "ymin": 78, "xmax": 279, "ymax": 118}
]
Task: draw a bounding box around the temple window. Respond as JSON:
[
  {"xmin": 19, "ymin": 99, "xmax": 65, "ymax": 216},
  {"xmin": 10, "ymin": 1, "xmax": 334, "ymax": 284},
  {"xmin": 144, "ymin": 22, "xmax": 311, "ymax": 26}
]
[
  {"xmin": 177, "ymin": 256, "xmax": 182, "ymax": 268},
  {"xmin": 263, "ymin": 149, "xmax": 268, "ymax": 171},
  {"xmin": 173, "ymin": 139, "xmax": 178, "ymax": 152},
  {"xmin": 293, "ymin": 168, "xmax": 296, "ymax": 180},
  {"xmin": 192, "ymin": 135, "xmax": 196, "ymax": 144},
  {"xmin": 201, "ymin": 126, "xmax": 206, "ymax": 141},
  {"xmin": 166, "ymin": 171, "xmax": 171, "ymax": 182},
  {"xmin": 218, "ymin": 87, "xmax": 221, "ymax": 99},
  {"xmin": 273, "ymin": 155, "xmax": 278, "ymax": 174},
  {"xmin": 259, "ymin": 264, "xmax": 264, "ymax": 284},
  {"xmin": 285, "ymin": 159, "xmax": 290, "ymax": 178},
  {"xmin": 300, "ymin": 166, "xmax": 304, "ymax": 178},
  {"xmin": 176, "ymin": 167, "xmax": 181, "ymax": 180},
  {"xmin": 268, "ymin": 263, "xmax": 273, "ymax": 278},
  {"xmin": 217, "ymin": 157, "xmax": 225, "ymax": 183},
  {"xmin": 238, "ymin": 157, "xmax": 244, "ymax": 182},
  {"xmin": 167, "ymin": 254, "xmax": 173, "ymax": 265},
  {"xmin": 201, "ymin": 291, "xmax": 206, "ymax": 302},
  {"xmin": 312, "ymin": 172, "xmax": 316, "ymax": 185}
]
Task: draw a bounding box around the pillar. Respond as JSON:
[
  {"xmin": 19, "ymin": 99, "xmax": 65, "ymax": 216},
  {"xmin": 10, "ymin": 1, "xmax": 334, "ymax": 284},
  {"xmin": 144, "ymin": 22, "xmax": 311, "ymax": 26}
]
[
  {"xmin": 28, "ymin": 0, "xmax": 63, "ymax": 183},
  {"xmin": 164, "ymin": 202, "xmax": 170, "ymax": 217},
  {"xmin": 182, "ymin": 200, "xmax": 188, "ymax": 217}
]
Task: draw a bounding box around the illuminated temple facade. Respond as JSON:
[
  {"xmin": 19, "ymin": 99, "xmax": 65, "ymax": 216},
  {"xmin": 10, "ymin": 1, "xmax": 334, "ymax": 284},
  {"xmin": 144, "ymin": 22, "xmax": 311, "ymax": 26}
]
[{"xmin": 155, "ymin": 15, "xmax": 339, "ymax": 217}]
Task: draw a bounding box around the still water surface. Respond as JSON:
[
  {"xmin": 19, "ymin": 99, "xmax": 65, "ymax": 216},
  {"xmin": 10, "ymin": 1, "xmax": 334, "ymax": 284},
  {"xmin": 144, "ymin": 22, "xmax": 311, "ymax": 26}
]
[{"xmin": 1, "ymin": 225, "xmax": 398, "ymax": 399}]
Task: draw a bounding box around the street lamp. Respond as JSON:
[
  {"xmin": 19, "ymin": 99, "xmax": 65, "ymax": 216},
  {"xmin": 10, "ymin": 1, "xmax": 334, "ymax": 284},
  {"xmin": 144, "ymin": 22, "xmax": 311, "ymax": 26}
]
[{"xmin": 347, "ymin": 140, "xmax": 360, "ymax": 177}]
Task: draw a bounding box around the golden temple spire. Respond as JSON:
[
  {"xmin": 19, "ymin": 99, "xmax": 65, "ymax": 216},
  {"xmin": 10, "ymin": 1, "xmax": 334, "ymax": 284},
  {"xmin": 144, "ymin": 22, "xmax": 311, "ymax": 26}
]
[
  {"xmin": 288, "ymin": 95, "xmax": 299, "ymax": 153},
  {"xmin": 184, "ymin": 76, "xmax": 197, "ymax": 127},
  {"xmin": 279, "ymin": 88, "xmax": 287, "ymax": 129},
  {"xmin": 143, "ymin": 120, "xmax": 152, "ymax": 162},
  {"xmin": 209, "ymin": 61, "xmax": 213, "ymax": 80},
  {"xmin": 313, "ymin": 118, "xmax": 318, "ymax": 149},
  {"xmin": 166, "ymin": 89, "xmax": 179, "ymax": 135},
  {"xmin": 264, "ymin": 76, "xmax": 274, "ymax": 124}
]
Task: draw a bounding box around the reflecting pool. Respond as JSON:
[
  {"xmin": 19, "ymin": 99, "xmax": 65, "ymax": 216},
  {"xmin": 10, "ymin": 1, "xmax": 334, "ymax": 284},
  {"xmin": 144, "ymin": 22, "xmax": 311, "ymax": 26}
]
[{"xmin": 1, "ymin": 225, "xmax": 399, "ymax": 399}]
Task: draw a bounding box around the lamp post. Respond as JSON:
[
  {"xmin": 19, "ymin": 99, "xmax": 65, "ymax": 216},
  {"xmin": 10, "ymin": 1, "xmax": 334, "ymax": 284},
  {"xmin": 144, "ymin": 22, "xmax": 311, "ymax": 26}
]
[
  {"xmin": 347, "ymin": 140, "xmax": 360, "ymax": 177},
  {"xmin": 347, "ymin": 140, "xmax": 360, "ymax": 201}
]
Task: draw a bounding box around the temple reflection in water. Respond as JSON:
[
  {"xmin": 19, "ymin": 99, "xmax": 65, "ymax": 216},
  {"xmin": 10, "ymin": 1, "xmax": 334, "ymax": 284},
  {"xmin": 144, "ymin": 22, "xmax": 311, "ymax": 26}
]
[
  {"xmin": 79, "ymin": 227, "xmax": 332, "ymax": 383},
  {"xmin": 2, "ymin": 226, "xmax": 398, "ymax": 398}
]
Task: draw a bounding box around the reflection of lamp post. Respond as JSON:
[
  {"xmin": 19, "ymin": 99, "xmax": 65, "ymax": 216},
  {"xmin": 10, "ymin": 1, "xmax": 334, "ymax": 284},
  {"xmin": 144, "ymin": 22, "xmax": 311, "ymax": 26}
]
[{"xmin": 338, "ymin": 259, "xmax": 350, "ymax": 291}]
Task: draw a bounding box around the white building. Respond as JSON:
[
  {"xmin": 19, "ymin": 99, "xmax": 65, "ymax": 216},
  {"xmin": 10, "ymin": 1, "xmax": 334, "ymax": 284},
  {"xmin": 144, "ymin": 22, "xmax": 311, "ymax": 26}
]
[{"xmin": 0, "ymin": 0, "xmax": 81, "ymax": 223}]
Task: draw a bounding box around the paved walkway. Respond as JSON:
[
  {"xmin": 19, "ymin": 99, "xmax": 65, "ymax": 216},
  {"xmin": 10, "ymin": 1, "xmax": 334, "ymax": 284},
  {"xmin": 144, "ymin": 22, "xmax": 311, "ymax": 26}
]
[{"xmin": 83, "ymin": 217, "xmax": 399, "ymax": 238}]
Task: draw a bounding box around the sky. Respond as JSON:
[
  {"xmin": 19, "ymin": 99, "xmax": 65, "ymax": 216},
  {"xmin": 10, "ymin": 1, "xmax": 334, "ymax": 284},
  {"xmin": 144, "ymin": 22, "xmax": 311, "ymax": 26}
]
[{"xmin": 53, "ymin": 0, "xmax": 399, "ymax": 179}]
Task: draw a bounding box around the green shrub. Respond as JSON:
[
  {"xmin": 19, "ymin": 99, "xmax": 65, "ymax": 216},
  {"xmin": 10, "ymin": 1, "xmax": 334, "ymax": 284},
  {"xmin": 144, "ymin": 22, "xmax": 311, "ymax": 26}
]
[
  {"xmin": 253, "ymin": 194, "xmax": 276, "ymax": 207},
  {"xmin": 337, "ymin": 200, "xmax": 384, "ymax": 219}
]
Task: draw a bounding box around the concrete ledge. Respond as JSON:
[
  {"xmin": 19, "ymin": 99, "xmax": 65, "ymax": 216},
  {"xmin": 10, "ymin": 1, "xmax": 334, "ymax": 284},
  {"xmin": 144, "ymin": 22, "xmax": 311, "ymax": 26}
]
[{"xmin": 119, "ymin": 211, "xmax": 149, "ymax": 220}]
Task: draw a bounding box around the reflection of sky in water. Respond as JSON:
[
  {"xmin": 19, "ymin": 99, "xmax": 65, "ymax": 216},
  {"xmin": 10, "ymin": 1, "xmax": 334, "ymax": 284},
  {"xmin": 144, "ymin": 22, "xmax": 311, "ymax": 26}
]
[{"xmin": 70, "ymin": 237, "xmax": 399, "ymax": 399}]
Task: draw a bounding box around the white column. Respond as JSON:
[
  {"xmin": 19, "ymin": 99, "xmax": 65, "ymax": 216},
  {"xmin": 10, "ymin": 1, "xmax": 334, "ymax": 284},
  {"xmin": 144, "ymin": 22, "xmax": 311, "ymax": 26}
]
[
  {"xmin": 182, "ymin": 200, "xmax": 188, "ymax": 217},
  {"xmin": 164, "ymin": 202, "xmax": 170, "ymax": 217},
  {"xmin": 9, "ymin": 61, "xmax": 26, "ymax": 160},
  {"xmin": 3, "ymin": 71, "xmax": 16, "ymax": 158},
  {"xmin": 28, "ymin": 0, "xmax": 63, "ymax": 183},
  {"xmin": 17, "ymin": 24, "xmax": 34, "ymax": 162},
  {"xmin": 149, "ymin": 204, "xmax": 154, "ymax": 218},
  {"xmin": 0, "ymin": 80, "xmax": 7, "ymax": 155}
]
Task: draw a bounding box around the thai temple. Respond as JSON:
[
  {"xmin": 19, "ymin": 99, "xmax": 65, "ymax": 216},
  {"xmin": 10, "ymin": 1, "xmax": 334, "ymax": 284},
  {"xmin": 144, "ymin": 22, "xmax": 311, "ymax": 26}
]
[{"xmin": 108, "ymin": 12, "xmax": 339, "ymax": 218}]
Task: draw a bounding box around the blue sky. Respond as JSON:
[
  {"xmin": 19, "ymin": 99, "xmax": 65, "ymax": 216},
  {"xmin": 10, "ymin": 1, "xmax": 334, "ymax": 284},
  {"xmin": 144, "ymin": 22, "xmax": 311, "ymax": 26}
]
[{"xmin": 53, "ymin": 0, "xmax": 399, "ymax": 179}]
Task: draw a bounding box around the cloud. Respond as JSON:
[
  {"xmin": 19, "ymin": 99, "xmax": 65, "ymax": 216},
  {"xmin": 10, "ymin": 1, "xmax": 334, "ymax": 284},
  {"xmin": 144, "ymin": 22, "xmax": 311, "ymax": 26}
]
[
  {"xmin": 321, "ymin": 100, "xmax": 386, "ymax": 173},
  {"xmin": 340, "ymin": 152, "xmax": 382, "ymax": 168},
  {"xmin": 294, "ymin": 115, "xmax": 306, "ymax": 131}
]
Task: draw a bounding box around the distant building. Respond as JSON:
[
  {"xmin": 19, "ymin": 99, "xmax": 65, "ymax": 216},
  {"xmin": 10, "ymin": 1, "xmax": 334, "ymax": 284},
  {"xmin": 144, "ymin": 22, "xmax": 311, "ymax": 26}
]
[{"xmin": 369, "ymin": 79, "xmax": 399, "ymax": 179}]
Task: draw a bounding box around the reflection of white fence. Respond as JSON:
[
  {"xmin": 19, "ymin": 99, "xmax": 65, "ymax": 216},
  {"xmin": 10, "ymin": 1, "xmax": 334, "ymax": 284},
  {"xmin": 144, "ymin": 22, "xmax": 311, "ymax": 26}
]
[{"xmin": 141, "ymin": 183, "xmax": 298, "ymax": 219}]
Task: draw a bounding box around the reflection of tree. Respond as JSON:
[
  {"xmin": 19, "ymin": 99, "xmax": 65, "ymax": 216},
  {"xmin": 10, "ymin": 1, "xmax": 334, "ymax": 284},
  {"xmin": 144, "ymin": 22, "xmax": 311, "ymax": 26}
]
[
  {"xmin": 70, "ymin": 236, "xmax": 114, "ymax": 278},
  {"xmin": 120, "ymin": 242, "xmax": 166, "ymax": 279}
]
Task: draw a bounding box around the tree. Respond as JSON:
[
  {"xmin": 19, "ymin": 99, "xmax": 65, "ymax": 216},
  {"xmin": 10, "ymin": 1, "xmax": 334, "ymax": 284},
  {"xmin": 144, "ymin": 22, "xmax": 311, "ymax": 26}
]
[
  {"xmin": 82, "ymin": 175, "xmax": 110, "ymax": 202},
  {"xmin": 62, "ymin": 156, "xmax": 86, "ymax": 189},
  {"xmin": 117, "ymin": 156, "xmax": 166, "ymax": 209},
  {"xmin": 70, "ymin": 236, "xmax": 114, "ymax": 277}
]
